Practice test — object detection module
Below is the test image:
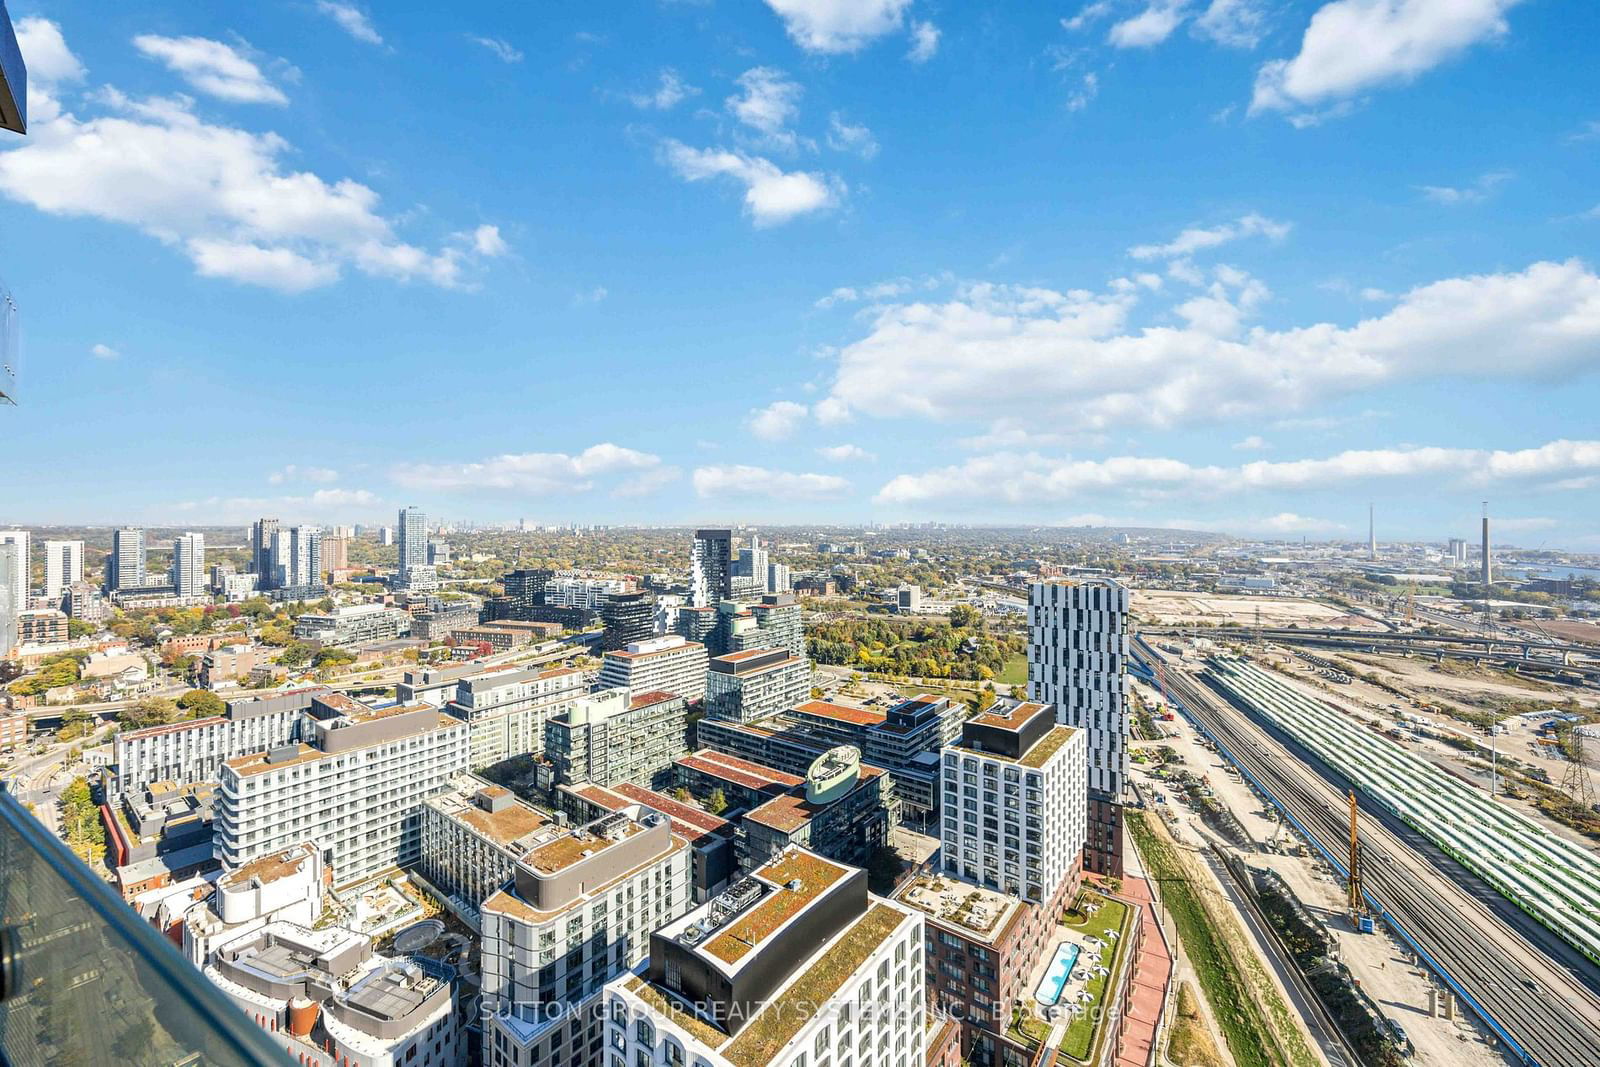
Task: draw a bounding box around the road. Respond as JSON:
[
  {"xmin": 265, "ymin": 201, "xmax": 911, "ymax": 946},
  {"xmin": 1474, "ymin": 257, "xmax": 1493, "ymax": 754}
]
[{"xmin": 1139, "ymin": 638, "xmax": 1600, "ymax": 1067}]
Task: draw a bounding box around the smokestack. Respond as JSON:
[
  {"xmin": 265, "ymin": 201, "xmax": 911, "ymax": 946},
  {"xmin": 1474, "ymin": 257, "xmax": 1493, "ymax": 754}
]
[
  {"xmin": 1481, "ymin": 501, "xmax": 1492, "ymax": 588},
  {"xmin": 1368, "ymin": 503, "xmax": 1376, "ymax": 561}
]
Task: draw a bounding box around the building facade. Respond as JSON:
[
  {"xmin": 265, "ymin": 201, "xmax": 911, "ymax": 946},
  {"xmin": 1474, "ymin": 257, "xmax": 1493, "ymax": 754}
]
[
  {"xmin": 605, "ymin": 849, "xmax": 926, "ymax": 1067},
  {"xmin": 216, "ymin": 695, "xmax": 470, "ymax": 887},
  {"xmin": 480, "ymin": 806, "xmax": 692, "ymax": 1067},
  {"xmin": 292, "ymin": 603, "xmax": 411, "ymax": 646},
  {"xmin": 43, "ymin": 538, "xmax": 83, "ymax": 602},
  {"xmin": 1027, "ymin": 578, "xmax": 1130, "ymax": 876},
  {"xmin": 444, "ymin": 664, "xmax": 587, "ymax": 768},
  {"xmin": 108, "ymin": 526, "xmax": 146, "ymax": 591},
  {"xmin": 596, "ymin": 635, "xmax": 709, "ymax": 704},
  {"xmin": 543, "ymin": 689, "xmax": 690, "ymax": 790},
  {"xmin": 171, "ymin": 532, "xmax": 206, "ymax": 598},
  {"xmin": 703, "ymin": 648, "xmax": 812, "ymax": 724},
  {"xmin": 418, "ymin": 776, "xmax": 551, "ymax": 928},
  {"xmin": 690, "ymin": 528, "xmax": 733, "ymax": 608},
  {"xmin": 111, "ymin": 686, "xmax": 324, "ymax": 798},
  {"xmin": 940, "ymin": 701, "xmax": 1087, "ymax": 908}
]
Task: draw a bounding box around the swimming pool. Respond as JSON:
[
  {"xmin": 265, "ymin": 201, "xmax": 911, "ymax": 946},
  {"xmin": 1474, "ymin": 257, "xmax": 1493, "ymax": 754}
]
[{"xmin": 1034, "ymin": 941, "xmax": 1081, "ymax": 1006}]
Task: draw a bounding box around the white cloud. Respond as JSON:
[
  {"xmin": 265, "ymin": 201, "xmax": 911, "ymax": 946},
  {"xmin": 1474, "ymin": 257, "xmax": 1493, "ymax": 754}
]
[
  {"xmin": 90, "ymin": 342, "xmax": 120, "ymax": 360},
  {"xmin": 630, "ymin": 69, "xmax": 697, "ymax": 110},
  {"xmin": 0, "ymin": 32, "xmax": 502, "ymax": 293},
  {"xmin": 1566, "ymin": 120, "xmax": 1600, "ymax": 144},
  {"xmin": 1062, "ymin": 3, "xmax": 1114, "ymax": 32},
  {"xmin": 818, "ymin": 443, "xmax": 875, "ymax": 462},
  {"xmin": 727, "ymin": 68, "xmax": 802, "ymax": 144},
  {"xmin": 818, "ymin": 260, "xmax": 1600, "ymax": 431},
  {"xmin": 174, "ymin": 488, "xmax": 384, "ymax": 524},
  {"xmin": 1194, "ymin": 0, "xmax": 1267, "ymax": 48},
  {"xmin": 826, "ymin": 113, "xmax": 879, "ymax": 159},
  {"xmin": 875, "ymin": 439, "xmax": 1600, "ymax": 506},
  {"xmin": 466, "ymin": 224, "xmax": 508, "ymax": 256},
  {"xmin": 267, "ymin": 465, "xmax": 340, "ymax": 485},
  {"xmin": 763, "ymin": 0, "xmax": 913, "ymax": 54},
  {"xmin": 1067, "ymin": 72, "xmax": 1100, "ymax": 112},
  {"xmin": 659, "ymin": 140, "xmax": 839, "ymax": 226},
  {"xmin": 1251, "ymin": 0, "xmax": 1526, "ymax": 118},
  {"xmin": 1233, "ymin": 434, "xmax": 1268, "ymax": 450},
  {"xmin": 316, "ymin": 2, "xmax": 384, "ymax": 46},
  {"xmin": 816, "ymin": 274, "xmax": 946, "ymax": 309},
  {"xmin": 747, "ymin": 400, "xmax": 810, "ymax": 441},
  {"xmin": 1129, "ymin": 213, "xmax": 1290, "ymax": 260},
  {"xmin": 693, "ymin": 464, "xmax": 850, "ymax": 498},
  {"xmin": 1418, "ymin": 170, "xmax": 1511, "ymax": 205},
  {"xmin": 1110, "ymin": 1, "xmax": 1190, "ymax": 49},
  {"xmin": 392, "ymin": 444, "xmax": 671, "ymax": 496},
  {"xmin": 15, "ymin": 18, "xmax": 85, "ymax": 87},
  {"xmin": 906, "ymin": 21, "xmax": 941, "ymax": 62},
  {"xmin": 132, "ymin": 35, "xmax": 287, "ymax": 105},
  {"xmin": 468, "ymin": 36, "xmax": 523, "ymax": 63}
]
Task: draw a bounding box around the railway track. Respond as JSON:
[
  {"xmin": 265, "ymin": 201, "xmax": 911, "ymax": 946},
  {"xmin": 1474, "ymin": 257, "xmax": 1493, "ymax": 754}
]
[{"xmin": 1138, "ymin": 638, "xmax": 1600, "ymax": 1067}]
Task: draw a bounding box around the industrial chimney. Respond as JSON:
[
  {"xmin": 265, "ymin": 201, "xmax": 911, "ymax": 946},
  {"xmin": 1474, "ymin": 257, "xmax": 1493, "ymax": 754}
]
[{"xmin": 1481, "ymin": 501, "xmax": 1492, "ymax": 588}]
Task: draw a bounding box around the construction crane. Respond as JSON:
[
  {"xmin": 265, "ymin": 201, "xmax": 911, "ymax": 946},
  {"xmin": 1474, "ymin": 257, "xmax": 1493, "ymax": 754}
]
[{"xmin": 1348, "ymin": 790, "xmax": 1374, "ymax": 932}]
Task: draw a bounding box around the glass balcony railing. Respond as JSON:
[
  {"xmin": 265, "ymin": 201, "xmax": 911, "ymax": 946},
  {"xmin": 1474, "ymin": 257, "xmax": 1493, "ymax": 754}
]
[{"xmin": 0, "ymin": 786, "xmax": 294, "ymax": 1066}]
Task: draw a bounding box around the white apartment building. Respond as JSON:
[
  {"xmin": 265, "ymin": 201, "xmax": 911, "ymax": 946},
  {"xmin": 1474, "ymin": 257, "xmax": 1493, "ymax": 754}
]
[
  {"xmin": 172, "ymin": 532, "xmax": 206, "ymax": 598},
  {"xmin": 206, "ymin": 922, "xmax": 463, "ymax": 1067},
  {"xmin": 111, "ymin": 687, "xmax": 324, "ymax": 798},
  {"xmin": 596, "ymin": 635, "xmax": 709, "ymax": 704},
  {"xmin": 940, "ymin": 700, "xmax": 1087, "ymax": 909},
  {"xmin": 1026, "ymin": 578, "xmax": 1130, "ymax": 876},
  {"xmin": 703, "ymin": 648, "xmax": 812, "ymax": 724},
  {"xmin": 43, "ymin": 539, "xmax": 83, "ymax": 602},
  {"xmin": 292, "ymin": 602, "xmax": 411, "ymax": 646},
  {"xmin": 445, "ymin": 664, "xmax": 588, "ymax": 767},
  {"xmin": 542, "ymin": 574, "xmax": 631, "ymax": 610},
  {"xmin": 216, "ymin": 694, "xmax": 469, "ymax": 887},
  {"xmin": 183, "ymin": 842, "xmax": 324, "ymax": 966},
  {"xmin": 543, "ymin": 689, "xmax": 690, "ymax": 790},
  {"xmin": 605, "ymin": 849, "xmax": 926, "ymax": 1067},
  {"xmin": 418, "ymin": 776, "xmax": 551, "ymax": 928},
  {"xmin": 481, "ymin": 805, "xmax": 692, "ymax": 1067},
  {"xmin": 0, "ymin": 529, "xmax": 28, "ymax": 610}
]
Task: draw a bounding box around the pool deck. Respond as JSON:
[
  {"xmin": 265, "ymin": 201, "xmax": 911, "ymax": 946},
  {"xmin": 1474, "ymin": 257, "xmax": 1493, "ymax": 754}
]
[{"xmin": 1035, "ymin": 940, "xmax": 1082, "ymax": 1006}]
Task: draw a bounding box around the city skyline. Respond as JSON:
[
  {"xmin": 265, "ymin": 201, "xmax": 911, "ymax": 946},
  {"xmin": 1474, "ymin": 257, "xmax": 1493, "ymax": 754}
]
[{"xmin": 0, "ymin": 3, "xmax": 1597, "ymax": 545}]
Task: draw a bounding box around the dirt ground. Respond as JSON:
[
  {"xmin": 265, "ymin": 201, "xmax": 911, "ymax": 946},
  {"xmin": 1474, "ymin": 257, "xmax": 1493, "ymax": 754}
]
[
  {"xmin": 1131, "ymin": 679, "xmax": 1516, "ymax": 1067},
  {"xmin": 1134, "ymin": 591, "xmax": 1375, "ymax": 630}
]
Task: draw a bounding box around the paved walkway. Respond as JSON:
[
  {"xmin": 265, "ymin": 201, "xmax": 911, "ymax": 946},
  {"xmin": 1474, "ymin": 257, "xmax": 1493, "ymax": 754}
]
[{"xmin": 1114, "ymin": 847, "xmax": 1175, "ymax": 1067}]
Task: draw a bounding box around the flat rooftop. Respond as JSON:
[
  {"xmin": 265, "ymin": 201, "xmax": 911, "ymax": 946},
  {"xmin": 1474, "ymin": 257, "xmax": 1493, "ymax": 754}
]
[
  {"xmin": 218, "ymin": 845, "xmax": 315, "ymax": 890},
  {"xmin": 742, "ymin": 766, "xmax": 885, "ymax": 834},
  {"xmin": 428, "ymin": 781, "xmax": 550, "ymax": 851},
  {"xmin": 522, "ymin": 818, "xmax": 642, "ymax": 875},
  {"xmin": 703, "ymin": 851, "xmax": 848, "ymax": 965},
  {"xmin": 893, "ymin": 872, "xmax": 1025, "ymax": 946},
  {"xmin": 677, "ymin": 750, "xmax": 804, "ymax": 792},
  {"xmin": 973, "ymin": 700, "xmax": 1053, "ymax": 731},
  {"xmin": 789, "ymin": 699, "xmax": 885, "ymax": 728}
]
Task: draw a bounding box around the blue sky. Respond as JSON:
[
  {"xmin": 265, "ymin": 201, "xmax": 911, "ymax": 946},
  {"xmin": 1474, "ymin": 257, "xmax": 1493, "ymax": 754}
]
[{"xmin": 1, "ymin": 0, "xmax": 1597, "ymax": 547}]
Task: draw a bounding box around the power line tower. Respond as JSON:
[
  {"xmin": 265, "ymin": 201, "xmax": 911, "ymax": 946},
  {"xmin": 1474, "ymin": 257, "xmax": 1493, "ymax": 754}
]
[{"xmin": 1562, "ymin": 728, "xmax": 1595, "ymax": 807}]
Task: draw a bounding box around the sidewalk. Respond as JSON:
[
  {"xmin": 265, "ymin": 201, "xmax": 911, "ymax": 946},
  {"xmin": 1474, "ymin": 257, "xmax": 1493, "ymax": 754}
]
[{"xmin": 1115, "ymin": 844, "xmax": 1174, "ymax": 1067}]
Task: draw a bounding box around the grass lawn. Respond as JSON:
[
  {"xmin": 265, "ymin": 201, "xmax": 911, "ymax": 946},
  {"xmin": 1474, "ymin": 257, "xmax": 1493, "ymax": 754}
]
[
  {"xmin": 1058, "ymin": 895, "xmax": 1132, "ymax": 1061},
  {"xmin": 1128, "ymin": 811, "xmax": 1314, "ymax": 1067},
  {"xmin": 998, "ymin": 654, "xmax": 1029, "ymax": 685}
]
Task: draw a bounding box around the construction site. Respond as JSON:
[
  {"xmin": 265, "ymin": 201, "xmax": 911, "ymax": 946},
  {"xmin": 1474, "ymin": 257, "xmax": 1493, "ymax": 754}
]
[{"xmin": 1131, "ymin": 629, "xmax": 1600, "ymax": 1067}]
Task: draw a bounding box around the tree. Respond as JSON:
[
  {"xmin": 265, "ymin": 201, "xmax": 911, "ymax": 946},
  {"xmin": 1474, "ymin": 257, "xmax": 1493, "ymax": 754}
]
[
  {"xmin": 176, "ymin": 689, "xmax": 225, "ymax": 718},
  {"xmin": 119, "ymin": 696, "xmax": 178, "ymax": 729},
  {"xmin": 948, "ymin": 604, "xmax": 980, "ymax": 629},
  {"xmin": 278, "ymin": 642, "xmax": 314, "ymax": 667},
  {"xmin": 60, "ymin": 776, "xmax": 104, "ymax": 861},
  {"xmin": 67, "ymin": 618, "xmax": 97, "ymax": 639},
  {"xmin": 313, "ymin": 647, "xmax": 356, "ymax": 670},
  {"xmin": 705, "ymin": 788, "xmax": 729, "ymax": 816}
]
